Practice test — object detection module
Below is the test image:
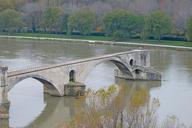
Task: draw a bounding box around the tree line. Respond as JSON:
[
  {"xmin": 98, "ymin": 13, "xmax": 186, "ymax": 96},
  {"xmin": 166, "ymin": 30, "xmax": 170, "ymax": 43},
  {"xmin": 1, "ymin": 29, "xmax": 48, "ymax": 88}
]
[{"xmin": 0, "ymin": 4, "xmax": 192, "ymax": 41}]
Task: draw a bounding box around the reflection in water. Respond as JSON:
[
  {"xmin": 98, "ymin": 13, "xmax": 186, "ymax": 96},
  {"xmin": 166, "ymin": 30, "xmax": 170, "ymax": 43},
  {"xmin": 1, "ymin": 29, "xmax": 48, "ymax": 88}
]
[
  {"xmin": 62, "ymin": 78, "xmax": 161, "ymax": 128},
  {"xmin": 116, "ymin": 79, "xmax": 161, "ymax": 89},
  {"xmin": 6, "ymin": 78, "xmax": 77, "ymax": 128},
  {"xmin": 27, "ymin": 96, "xmax": 76, "ymax": 128},
  {"xmin": 27, "ymin": 79, "xmax": 161, "ymax": 128},
  {"xmin": 0, "ymin": 61, "xmax": 161, "ymax": 128},
  {"xmin": 8, "ymin": 78, "xmax": 46, "ymax": 128},
  {"xmin": 0, "ymin": 39, "xmax": 192, "ymax": 127},
  {"xmin": 0, "ymin": 120, "xmax": 9, "ymax": 128}
]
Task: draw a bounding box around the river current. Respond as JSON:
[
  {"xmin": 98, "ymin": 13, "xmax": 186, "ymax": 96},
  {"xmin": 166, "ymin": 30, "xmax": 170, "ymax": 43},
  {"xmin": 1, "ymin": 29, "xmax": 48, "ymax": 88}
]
[{"xmin": 0, "ymin": 38, "xmax": 192, "ymax": 127}]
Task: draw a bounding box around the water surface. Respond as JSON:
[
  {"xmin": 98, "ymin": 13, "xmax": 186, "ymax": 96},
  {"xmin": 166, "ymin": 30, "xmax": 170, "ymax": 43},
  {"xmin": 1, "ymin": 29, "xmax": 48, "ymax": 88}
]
[{"xmin": 0, "ymin": 38, "xmax": 192, "ymax": 127}]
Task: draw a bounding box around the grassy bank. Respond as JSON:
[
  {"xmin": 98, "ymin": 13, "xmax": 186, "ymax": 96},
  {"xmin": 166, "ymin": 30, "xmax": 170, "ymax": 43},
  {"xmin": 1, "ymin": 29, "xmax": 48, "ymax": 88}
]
[
  {"xmin": 0, "ymin": 32, "xmax": 192, "ymax": 47},
  {"xmin": 9, "ymin": 33, "xmax": 112, "ymax": 41}
]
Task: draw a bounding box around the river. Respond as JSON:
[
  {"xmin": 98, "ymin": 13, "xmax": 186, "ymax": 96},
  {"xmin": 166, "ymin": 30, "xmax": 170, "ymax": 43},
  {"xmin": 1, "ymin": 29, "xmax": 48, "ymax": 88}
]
[{"xmin": 0, "ymin": 38, "xmax": 192, "ymax": 127}]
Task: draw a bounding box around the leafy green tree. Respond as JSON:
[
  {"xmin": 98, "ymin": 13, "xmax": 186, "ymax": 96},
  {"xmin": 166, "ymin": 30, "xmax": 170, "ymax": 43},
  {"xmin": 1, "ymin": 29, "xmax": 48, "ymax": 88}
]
[
  {"xmin": 130, "ymin": 15, "xmax": 144, "ymax": 39},
  {"xmin": 61, "ymin": 14, "xmax": 69, "ymax": 33},
  {"xmin": 186, "ymin": 17, "xmax": 192, "ymax": 41},
  {"xmin": 103, "ymin": 9, "xmax": 144, "ymax": 40},
  {"xmin": 0, "ymin": 9, "xmax": 23, "ymax": 33},
  {"xmin": 0, "ymin": 0, "xmax": 25, "ymax": 11},
  {"xmin": 141, "ymin": 16, "xmax": 150, "ymax": 40},
  {"xmin": 103, "ymin": 9, "xmax": 128, "ymax": 39},
  {"xmin": 68, "ymin": 9, "xmax": 96, "ymax": 35},
  {"xmin": 149, "ymin": 11, "xmax": 172, "ymax": 41},
  {"xmin": 41, "ymin": 7, "xmax": 62, "ymax": 32},
  {"xmin": 0, "ymin": 0, "xmax": 14, "ymax": 10}
]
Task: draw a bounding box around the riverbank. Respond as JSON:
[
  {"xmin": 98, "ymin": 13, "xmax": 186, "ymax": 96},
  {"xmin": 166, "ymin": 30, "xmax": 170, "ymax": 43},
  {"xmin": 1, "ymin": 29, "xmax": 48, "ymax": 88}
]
[{"xmin": 0, "ymin": 33, "xmax": 192, "ymax": 51}]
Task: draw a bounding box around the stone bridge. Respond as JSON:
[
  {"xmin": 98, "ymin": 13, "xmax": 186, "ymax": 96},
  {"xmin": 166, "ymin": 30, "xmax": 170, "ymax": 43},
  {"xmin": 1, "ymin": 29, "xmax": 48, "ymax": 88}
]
[{"xmin": 0, "ymin": 49, "xmax": 161, "ymax": 119}]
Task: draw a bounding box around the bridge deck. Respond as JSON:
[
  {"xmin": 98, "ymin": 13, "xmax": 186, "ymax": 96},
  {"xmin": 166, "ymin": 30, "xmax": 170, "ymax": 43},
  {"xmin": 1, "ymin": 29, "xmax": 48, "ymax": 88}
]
[{"xmin": 7, "ymin": 49, "xmax": 144, "ymax": 77}]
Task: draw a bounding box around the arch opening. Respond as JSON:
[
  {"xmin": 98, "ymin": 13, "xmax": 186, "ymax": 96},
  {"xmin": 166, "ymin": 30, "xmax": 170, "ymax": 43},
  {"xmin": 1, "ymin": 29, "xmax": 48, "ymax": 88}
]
[
  {"xmin": 8, "ymin": 78, "xmax": 46, "ymax": 128},
  {"xmin": 69, "ymin": 70, "xmax": 75, "ymax": 82},
  {"xmin": 135, "ymin": 69, "xmax": 141, "ymax": 75},
  {"xmin": 84, "ymin": 59, "xmax": 134, "ymax": 88},
  {"xmin": 8, "ymin": 75, "xmax": 61, "ymax": 96},
  {"xmin": 130, "ymin": 59, "xmax": 134, "ymax": 66}
]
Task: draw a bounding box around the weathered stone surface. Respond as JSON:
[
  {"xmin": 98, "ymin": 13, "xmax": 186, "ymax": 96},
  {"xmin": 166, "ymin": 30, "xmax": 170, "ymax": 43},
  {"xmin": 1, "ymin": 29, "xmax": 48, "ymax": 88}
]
[
  {"xmin": 115, "ymin": 65, "xmax": 161, "ymax": 81},
  {"xmin": 6, "ymin": 50, "xmax": 151, "ymax": 96},
  {"xmin": 0, "ymin": 49, "xmax": 161, "ymax": 118},
  {"xmin": 0, "ymin": 102, "xmax": 10, "ymax": 119},
  {"xmin": 0, "ymin": 65, "xmax": 9, "ymax": 119},
  {"xmin": 64, "ymin": 82, "xmax": 86, "ymax": 96}
]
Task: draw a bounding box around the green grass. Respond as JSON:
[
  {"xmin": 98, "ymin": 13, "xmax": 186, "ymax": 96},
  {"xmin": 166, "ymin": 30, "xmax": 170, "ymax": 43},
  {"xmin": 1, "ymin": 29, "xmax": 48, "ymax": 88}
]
[
  {"xmin": 0, "ymin": 32, "xmax": 192, "ymax": 48},
  {"xmin": 130, "ymin": 39, "xmax": 192, "ymax": 47},
  {"xmin": 14, "ymin": 33, "xmax": 112, "ymax": 41}
]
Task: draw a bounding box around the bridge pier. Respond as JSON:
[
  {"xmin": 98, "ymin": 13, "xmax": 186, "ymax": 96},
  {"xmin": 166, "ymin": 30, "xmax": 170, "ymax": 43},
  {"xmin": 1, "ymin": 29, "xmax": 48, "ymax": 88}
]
[
  {"xmin": 114, "ymin": 68, "xmax": 161, "ymax": 81},
  {"xmin": 0, "ymin": 66, "xmax": 9, "ymax": 119},
  {"xmin": 64, "ymin": 82, "xmax": 86, "ymax": 96}
]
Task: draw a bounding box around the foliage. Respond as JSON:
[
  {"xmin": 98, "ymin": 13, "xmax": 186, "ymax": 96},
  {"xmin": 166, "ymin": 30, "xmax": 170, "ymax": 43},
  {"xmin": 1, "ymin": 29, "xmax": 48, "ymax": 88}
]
[
  {"xmin": 161, "ymin": 115, "xmax": 188, "ymax": 128},
  {"xmin": 103, "ymin": 9, "xmax": 144, "ymax": 41},
  {"xmin": 68, "ymin": 9, "xmax": 96, "ymax": 35},
  {"xmin": 129, "ymin": 86, "xmax": 149, "ymax": 110},
  {"xmin": 103, "ymin": 9, "xmax": 128, "ymax": 36},
  {"xmin": 147, "ymin": 11, "xmax": 172, "ymax": 41},
  {"xmin": 0, "ymin": 0, "xmax": 25, "ymax": 11},
  {"xmin": 0, "ymin": 9, "xmax": 23, "ymax": 33},
  {"xmin": 0, "ymin": 0, "xmax": 14, "ymax": 10},
  {"xmin": 61, "ymin": 14, "xmax": 69, "ymax": 33},
  {"xmin": 61, "ymin": 83, "xmax": 191, "ymax": 128},
  {"xmin": 186, "ymin": 17, "xmax": 192, "ymax": 41},
  {"xmin": 22, "ymin": 2, "xmax": 42, "ymax": 32},
  {"xmin": 124, "ymin": 98, "xmax": 159, "ymax": 128},
  {"xmin": 41, "ymin": 7, "xmax": 62, "ymax": 32},
  {"xmin": 0, "ymin": 1, "xmax": 191, "ymax": 43},
  {"xmin": 63, "ymin": 84, "xmax": 159, "ymax": 128}
]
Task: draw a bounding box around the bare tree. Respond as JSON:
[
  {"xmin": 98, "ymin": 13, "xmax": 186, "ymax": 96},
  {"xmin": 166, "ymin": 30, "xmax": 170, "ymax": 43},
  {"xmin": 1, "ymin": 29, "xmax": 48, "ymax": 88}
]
[{"xmin": 22, "ymin": 2, "xmax": 42, "ymax": 32}]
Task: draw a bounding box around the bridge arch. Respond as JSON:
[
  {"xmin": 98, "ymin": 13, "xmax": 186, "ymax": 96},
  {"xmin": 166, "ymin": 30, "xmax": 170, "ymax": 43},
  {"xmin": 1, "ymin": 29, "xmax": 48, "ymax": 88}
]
[
  {"xmin": 81, "ymin": 58, "xmax": 134, "ymax": 82},
  {"xmin": 109, "ymin": 59, "xmax": 133, "ymax": 76},
  {"xmin": 8, "ymin": 75, "xmax": 61, "ymax": 96}
]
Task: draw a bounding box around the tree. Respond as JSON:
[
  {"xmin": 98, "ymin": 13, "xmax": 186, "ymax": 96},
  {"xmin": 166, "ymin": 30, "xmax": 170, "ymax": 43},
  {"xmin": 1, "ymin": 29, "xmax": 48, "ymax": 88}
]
[
  {"xmin": 186, "ymin": 17, "xmax": 192, "ymax": 41},
  {"xmin": 130, "ymin": 15, "xmax": 145, "ymax": 39},
  {"xmin": 22, "ymin": 3, "xmax": 42, "ymax": 32},
  {"xmin": 0, "ymin": 0, "xmax": 14, "ymax": 11},
  {"xmin": 0, "ymin": 0, "xmax": 25, "ymax": 11},
  {"xmin": 68, "ymin": 9, "xmax": 96, "ymax": 35},
  {"xmin": 61, "ymin": 14, "xmax": 69, "ymax": 33},
  {"xmin": 103, "ymin": 9, "xmax": 128, "ymax": 38},
  {"xmin": 149, "ymin": 11, "xmax": 172, "ymax": 41},
  {"xmin": 0, "ymin": 9, "xmax": 23, "ymax": 33},
  {"xmin": 41, "ymin": 7, "xmax": 62, "ymax": 32},
  {"xmin": 63, "ymin": 84, "xmax": 159, "ymax": 128},
  {"xmin": 103, "ymin": 9, "xmax": 144, "ymax": 40}
]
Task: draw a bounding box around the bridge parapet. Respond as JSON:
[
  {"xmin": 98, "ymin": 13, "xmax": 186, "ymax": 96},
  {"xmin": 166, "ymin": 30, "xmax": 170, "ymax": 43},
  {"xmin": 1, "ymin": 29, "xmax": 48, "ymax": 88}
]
[{"xmin": 0, "ymin": 49, "xmax": 161, "ymax": 119}]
